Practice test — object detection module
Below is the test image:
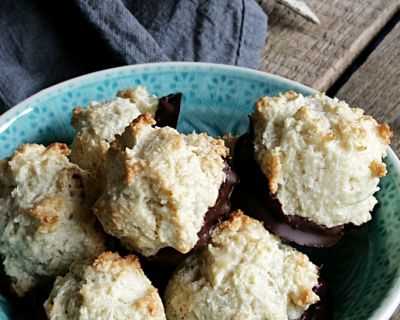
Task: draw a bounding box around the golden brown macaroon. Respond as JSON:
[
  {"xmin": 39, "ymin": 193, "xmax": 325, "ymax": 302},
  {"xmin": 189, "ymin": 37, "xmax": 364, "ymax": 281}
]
[
  {"xmin": 164, "ymin": 210, "xmax": 320, "ymax": 320},
  {"xmin": 251, "ymin": 91, "xmax": 392, "ymax": 228},
  {"xmin": 44, "ymin": 251, "xmax": 166, "ymax": 320},
  {"xmin": 94, "ymin": 114, "xmax": 229, "ymax": 257},
  {"xmin": 0, "ymin": 143, "xmax": 105, "ymax": 296}
]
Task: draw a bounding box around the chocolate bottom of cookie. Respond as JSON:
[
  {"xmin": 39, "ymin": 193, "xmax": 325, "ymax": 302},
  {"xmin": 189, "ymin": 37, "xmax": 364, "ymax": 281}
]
[
  {"xmin": 299, "ymin": 275, "xmax": 331, "ymax": 320},
  {"xmin": 155, "ymin": 93, "xmax": 182, "ymax": 128},
  {"xmin": 147, "ymin": 161, "xmax": 239, "ymax": 264},
  {"xmin": 232, "ymin": 127, "xmax": 352, "ymax": 247}
]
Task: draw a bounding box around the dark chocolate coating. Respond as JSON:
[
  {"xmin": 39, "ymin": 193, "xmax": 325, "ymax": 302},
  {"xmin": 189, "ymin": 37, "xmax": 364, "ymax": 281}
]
[
  {"xmin": 196, "ymin": 162, "xmax": 239, "ymax": 246},
  {"xmin": 232, "ymin": 122, "xmax": 348, "ymax": 247},
  {"xmin": 299, "ymin": 276, "xmax": 331, "ymax": 320},
  {"xmin": 155, "ymin": 93, "xmax": 182, "ymax": 128}
]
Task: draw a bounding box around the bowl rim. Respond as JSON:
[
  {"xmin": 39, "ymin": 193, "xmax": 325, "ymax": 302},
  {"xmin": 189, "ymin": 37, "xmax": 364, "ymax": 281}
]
[{"xmin": 1, "ymin": 61, "xmax": 399, "ymax": 319}]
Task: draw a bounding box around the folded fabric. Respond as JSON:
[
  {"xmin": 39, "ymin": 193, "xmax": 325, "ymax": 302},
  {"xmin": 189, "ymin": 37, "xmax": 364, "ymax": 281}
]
[{"xmin": 0, "ymin": 0, "xmax": 267, "ymax": 113}]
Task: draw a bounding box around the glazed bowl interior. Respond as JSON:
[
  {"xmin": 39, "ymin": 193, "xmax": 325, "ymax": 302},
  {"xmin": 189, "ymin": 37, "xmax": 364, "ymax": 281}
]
[{"xmin": 0, "ymin": 62, "xmax": 399, "ymax": 320}]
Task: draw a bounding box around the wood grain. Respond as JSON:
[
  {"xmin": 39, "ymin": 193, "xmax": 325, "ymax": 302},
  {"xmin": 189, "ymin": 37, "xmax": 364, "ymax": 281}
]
[
  {"xmin": 336, "ymin": 22, "xmax": 400, "ymax": 156},
  {"xmin": 259, "ymin": 0, "xmax": 400, "ymax": 91},
  {"xmin": 394, "ymin": 306, "xmax": 400, "ymax": 320}
]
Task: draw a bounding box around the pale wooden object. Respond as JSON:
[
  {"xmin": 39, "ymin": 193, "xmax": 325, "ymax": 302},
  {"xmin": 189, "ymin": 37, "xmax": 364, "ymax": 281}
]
[
  {"xmin": 276, "ymin": 0, "xmax": 320, "ymax": 24},
  {"xmin": 337, "ymin": 22, "xmax": 400, "ymax": 155},
  {"xmin": 259, "ymin": 0, "xmax": 400, "ymax": 91}
]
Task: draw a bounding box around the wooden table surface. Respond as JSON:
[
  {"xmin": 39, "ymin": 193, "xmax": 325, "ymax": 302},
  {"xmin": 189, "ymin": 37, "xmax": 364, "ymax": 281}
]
[
  {"xmin": 259, "ymin": 0, "xmax": 399, "ymax": 156},
  {"xmin": 258, "ymin": 1, "xmax": 399, "ymax": 318}
]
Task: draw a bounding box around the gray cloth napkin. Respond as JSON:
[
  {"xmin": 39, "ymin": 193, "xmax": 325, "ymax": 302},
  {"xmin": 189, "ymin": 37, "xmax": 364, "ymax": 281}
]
[{"xmin": 0, "ymin": 0, "xmax": 267, "ymax": 113}]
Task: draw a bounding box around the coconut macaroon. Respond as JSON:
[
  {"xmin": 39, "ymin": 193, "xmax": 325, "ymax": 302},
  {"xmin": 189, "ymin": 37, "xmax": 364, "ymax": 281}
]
[
  {"xmin": 164, "ymin": 210, "xmax": 320, "ymax": 320},
  {"xmin": 70, "ymin": 86, "xmax": 159, "ymax": 183},
  {"xmin": 252, "ymin": 91, "xmax": 392, "ymax": 229},
  {"xmin": 44, "ymin": 251, "xmax": 166, "ymax": 320},
  {"xmin": 0, "ymin": 143, "xmax": 105, "ymax": 296},
  {"xmin": 93, "ymin": 113, "xmax": 233, "ymax": 257}
]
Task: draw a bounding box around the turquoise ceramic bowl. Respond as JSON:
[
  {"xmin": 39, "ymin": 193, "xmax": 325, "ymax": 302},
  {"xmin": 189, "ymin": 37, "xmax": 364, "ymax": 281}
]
[{"xmin": 0, "ymin": 63, "xmax": 399, "ymax": 320}]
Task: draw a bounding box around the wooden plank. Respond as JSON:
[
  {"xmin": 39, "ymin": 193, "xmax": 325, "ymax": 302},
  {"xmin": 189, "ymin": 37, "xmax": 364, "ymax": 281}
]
[
  {"xmin": 394, "ymin": 306, "xmax": 400, "ymax": 320},
  {"xmin": 337, "ymin": 22, "xmax": 400, "ymax": 155},
  {"xmin": 259, "ymin": 0, "xmax": 399, "ymax": 91}
]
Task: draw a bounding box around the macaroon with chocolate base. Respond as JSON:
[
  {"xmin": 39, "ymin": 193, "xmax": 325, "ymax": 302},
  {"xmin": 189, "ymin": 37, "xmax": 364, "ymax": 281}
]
[
  {"xmin": 93, "ymin": 113, "xmax": 238, "ymax": 260},
  {"xmin": 233, "ymin": 91, "xmax": 392, "ymax": 247},
  {"xmin": 70, "ymin": 86, "xmax": 181, "ymax": 199},
  {"xmin": 164, "ymin": 210, "xmax": 324, "ymax": 320}
]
